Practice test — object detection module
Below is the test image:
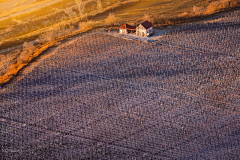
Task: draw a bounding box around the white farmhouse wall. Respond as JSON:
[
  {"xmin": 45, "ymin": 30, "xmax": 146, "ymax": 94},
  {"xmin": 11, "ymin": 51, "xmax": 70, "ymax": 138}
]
[
  {"xmin": 136, "ymin": 25, "xmax": 147, "ymax": 36},
  {"xmin": 136, "ymin": 25, "xmax": 153, "ymax": 37},
  {"xmin": 119, "ymin": 29, "xmax": 127, "ymax": 34}
]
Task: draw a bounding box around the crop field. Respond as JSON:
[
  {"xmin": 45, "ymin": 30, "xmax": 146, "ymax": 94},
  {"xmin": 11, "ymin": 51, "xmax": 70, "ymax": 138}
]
[
  {"xmin": 159, "ymin": 10, "xmax": 240, "ymax": 58},
  {"xmin": 1, "ymin": 0, "xmax": 239, "ymax": 51},
  {"xmin": 1, "ymin": 11, "xmax": 240, "ymax": 159}
]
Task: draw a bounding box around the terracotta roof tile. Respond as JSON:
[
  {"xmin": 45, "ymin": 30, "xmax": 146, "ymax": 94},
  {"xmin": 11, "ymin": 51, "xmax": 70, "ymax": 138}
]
[{"xmin": 119, "ymin": 23, "xmax": 136, "ymax": 30}]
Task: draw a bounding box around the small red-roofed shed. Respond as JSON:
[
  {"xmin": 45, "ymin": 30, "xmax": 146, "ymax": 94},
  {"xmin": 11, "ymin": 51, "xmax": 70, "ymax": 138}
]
[{"xmin": 119, "ymin": 23, "xmax": 136, "ymax": 34}]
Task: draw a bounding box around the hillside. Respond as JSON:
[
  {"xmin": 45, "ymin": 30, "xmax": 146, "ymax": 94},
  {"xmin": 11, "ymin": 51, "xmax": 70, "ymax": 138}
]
[
  {"xmin": 0, "ymin": 0, "xmax": 240, "ymax": 87},
  {"xmin": 0, "ymin": 0, "xmax": 239, "ymax": 49},
  {"xmin": 1, "ymin": 10, "xmax": 240, "ymax": 159}
]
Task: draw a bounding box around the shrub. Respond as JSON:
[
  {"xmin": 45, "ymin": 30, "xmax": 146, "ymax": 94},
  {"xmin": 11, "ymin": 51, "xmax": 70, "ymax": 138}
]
[
  {"xmin": 17, "ymin": 50, "xmax": 31, "ymax": 63},
  {"xmin": 16, "ymin": 41, "xmax": 36, "ymax": 64},
  {"xmin": 79, "ymin": 20, "xmax": 98, "ymax": 31},
  {"xmin": 37, "ymin": 30, "xmax": 54, "ymax": 44},
  {"xmin": 192, "ymin": 6, "xmax": 204, "ymax": 16},
  {"xmin": 75, "ymin": 0, "xmax": 84, "ymax": 16},
  {"xmin": 64, "ymin": 7, "xmax": 77, "ymax": 19},
  {"xmin": 105, "ymin": 13, "xmax": 118, "ymax": 26},
  {"xmin": 205, "ymin": 0, "xmax": 239, "ymax": 15}
]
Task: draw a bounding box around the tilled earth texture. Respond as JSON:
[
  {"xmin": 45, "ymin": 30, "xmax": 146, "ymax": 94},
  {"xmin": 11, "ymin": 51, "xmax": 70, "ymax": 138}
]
[{"xmin": 1, "ymin": 10, "xmax": 240, "ymax": 160}]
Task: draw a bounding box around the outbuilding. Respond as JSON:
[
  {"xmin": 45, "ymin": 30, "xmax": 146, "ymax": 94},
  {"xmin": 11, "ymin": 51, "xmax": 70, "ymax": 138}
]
[
  {"xmin": 119, "ymin": 23, "xmax": 136, "ymax": 34},
  {"xmin": 136, "ymin": 20, "xmax": 153, "ymax": 37}
]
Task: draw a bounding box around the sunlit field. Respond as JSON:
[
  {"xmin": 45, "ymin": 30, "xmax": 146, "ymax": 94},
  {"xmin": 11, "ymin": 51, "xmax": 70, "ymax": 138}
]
[
  {"xmin": 1, "ymin": 9, "xmax": 240, "ymax": 159},
  {"xmin": 0, "ymin": 0, "xmax": 239, "ymax": 49}
]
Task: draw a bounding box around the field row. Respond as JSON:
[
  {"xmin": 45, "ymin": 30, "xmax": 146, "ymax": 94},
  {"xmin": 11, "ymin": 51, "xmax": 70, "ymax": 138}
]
[
  {"xmin": 1, "ymin": 26, "xmax": 240, "ymax": 159},
  {"xmin": 159, "ymin": 10, "xmax": 240, "ymax": 58}
]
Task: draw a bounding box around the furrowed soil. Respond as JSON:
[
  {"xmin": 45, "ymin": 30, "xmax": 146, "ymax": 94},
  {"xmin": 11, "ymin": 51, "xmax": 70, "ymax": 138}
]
[
  {"xmin": 1, "ymin": 10, "xmax": 240, "ymax": 159},
  {"xmin": 1, "ymin": 0, "xmax": 240, "ymax": 86}
]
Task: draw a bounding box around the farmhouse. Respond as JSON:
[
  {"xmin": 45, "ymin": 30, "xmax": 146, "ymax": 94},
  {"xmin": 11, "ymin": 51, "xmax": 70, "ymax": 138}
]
[
  {"xmin": 136, "ymin": 20, "xmax": 153, "ymax": 37},
  {"xmin": 119, "ymin": 23, "xmax": 136, "ymax": 34}
]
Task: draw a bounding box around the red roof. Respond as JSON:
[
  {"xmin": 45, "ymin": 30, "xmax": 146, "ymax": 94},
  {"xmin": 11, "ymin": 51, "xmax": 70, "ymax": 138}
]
[
  {"xmin": 140, "ymin": 20, "xmax": 153, "ymax": 29},
  {"xmin": 119, "ymin": 23, "xmax": 136, "ymax": 30}
]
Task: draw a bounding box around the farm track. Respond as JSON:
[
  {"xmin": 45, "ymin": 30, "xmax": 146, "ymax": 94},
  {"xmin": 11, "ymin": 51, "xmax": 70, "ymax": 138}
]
[{"xmin": 1, "ymin": 10, "xmax": 240, "ymax": 159}]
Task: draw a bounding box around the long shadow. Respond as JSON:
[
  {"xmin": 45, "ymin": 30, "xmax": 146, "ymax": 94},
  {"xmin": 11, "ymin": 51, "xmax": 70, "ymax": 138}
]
[{"xmin": 0, "ymin": 67, "xmax": 102, "ymax": 105}]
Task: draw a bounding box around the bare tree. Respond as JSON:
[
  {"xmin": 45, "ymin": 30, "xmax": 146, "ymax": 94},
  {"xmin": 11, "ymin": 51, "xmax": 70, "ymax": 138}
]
[
  {"xmin": 75, "ymin": 0, "xmax": 84, "ymax": 17},
  {"xmin": 97, "ymin": 0, "xmax": 103, "ymax": 10},
  {"xmin": 64, "ymin": 7, "xmax": 77, "ymax": 19},
  {"xmin": 37, "ymin": 30, "xmax": 54, "ymax": 44},
  {"xmin": 79, "ymin": 20, "xmax": 98, "ymax": 31},
  {"xmin": 105, "ymin": 13, "xmax": 118, "ymax": 26},
  {"xmin": 6, "ymin": 49, "xmax": 10, "ymax": 76}
]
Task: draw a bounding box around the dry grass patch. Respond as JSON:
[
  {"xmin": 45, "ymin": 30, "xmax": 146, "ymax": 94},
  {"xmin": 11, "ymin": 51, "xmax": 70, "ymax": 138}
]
[{"xmin": 79, "ymin": 20, "xmax": 100, "ymax": 31}]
